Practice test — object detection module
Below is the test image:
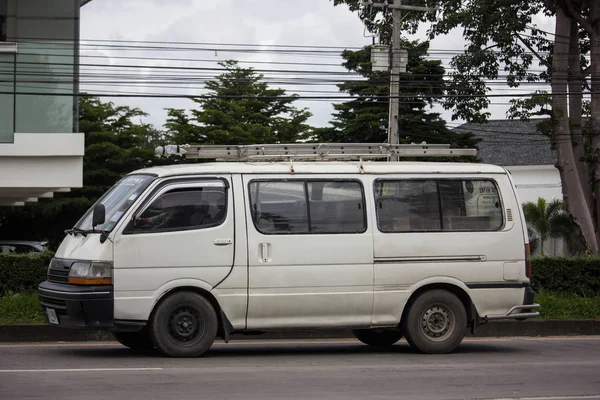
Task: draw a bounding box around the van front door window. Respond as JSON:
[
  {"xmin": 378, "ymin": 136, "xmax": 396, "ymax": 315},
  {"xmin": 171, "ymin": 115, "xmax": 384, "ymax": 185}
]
[{"xmin": 132, "ymin": 185, "xmax": 227, "ymax": 234}]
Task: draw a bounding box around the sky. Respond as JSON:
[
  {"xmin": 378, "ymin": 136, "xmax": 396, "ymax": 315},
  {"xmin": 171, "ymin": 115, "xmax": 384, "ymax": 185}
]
[{"xmin": 79, "ymin": 0, "xmax": 556, "ymax": 136}]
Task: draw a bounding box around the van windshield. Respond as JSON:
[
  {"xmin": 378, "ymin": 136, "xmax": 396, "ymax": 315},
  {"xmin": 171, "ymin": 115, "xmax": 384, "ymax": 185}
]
[{"xmin": 74, "ymin": 174, "xmax": 155, "ymax": 232}]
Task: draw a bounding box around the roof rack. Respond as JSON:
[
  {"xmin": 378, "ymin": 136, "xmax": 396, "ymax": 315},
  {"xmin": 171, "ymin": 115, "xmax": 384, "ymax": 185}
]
[{"xmin": 155, "ymin": 142, "xmax": 477, "ymax": 161}]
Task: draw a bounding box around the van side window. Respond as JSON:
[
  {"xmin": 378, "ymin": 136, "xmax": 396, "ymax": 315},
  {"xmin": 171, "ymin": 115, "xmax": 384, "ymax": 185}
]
[
  {"xmin": 250, "ymin": 181, "xmax": 309, "ymax": 234},
  {"xmin": 132, "ymin": 187, "xmax": 227, "ymax": 233},
  {"xmin": 375, "ymin": 180, "xmax": 441, "ymax": 231},
  {"xmin": 308, "ymin": 181, "xmax": 366, "ymax": 233},
  {"xmin": 439, "ymin": 180, "xmax": 503, "ymax": 231},
  {"xmin": 374, "ymin": 179, "xmax": 503, "ymax": 232},
  {"xmin": 249, "ymin": 180, "xmax": 366, "ymax": 234}
]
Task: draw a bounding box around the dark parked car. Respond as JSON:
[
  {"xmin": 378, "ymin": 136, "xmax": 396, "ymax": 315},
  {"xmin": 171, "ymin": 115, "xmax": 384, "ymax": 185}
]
[{"xmin": 0, "ymin": 241, "xmax": 49, "ymax": 254}]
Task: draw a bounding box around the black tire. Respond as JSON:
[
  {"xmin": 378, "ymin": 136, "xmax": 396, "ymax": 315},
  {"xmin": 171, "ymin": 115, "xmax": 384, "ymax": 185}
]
[
  {"xmin": 352, "ymin": 328, "xmax": 403, "ymax": 347},
  {"xmin": 112, "ymin": 328, "xmax": 155, "ymax": 351},
  {"xmin": 401, "ymin": 289, "xmax": 467, "ymax": 354},
  {"xmin": 149, "ymin": 291, "xmax": 218, "ymax": 358}
]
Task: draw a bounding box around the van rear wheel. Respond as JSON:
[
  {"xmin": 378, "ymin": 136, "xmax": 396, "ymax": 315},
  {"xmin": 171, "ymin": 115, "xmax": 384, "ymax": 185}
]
[
  {"xmin": 352, "ymin": 328, "xmax": 403, "ymax": 347},
  {"xmin": 401, "ymin": 289, "xmax": 467, "ymax": 354},
  {"xmin": 150, "ymin": 292, "xmax": 218, "ymax": 358},
  {"xmin": 112, "ymin": 328, "xmax": 154, "ymax": 351}
]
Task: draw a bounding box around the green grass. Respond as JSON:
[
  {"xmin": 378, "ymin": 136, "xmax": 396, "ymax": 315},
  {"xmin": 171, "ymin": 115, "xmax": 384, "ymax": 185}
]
[
  {"xmin": 0, "ymin": 291, "xmax": 598, "ymax": 325},
  {"xmin": 536, "ymin": 291, "xmax": 600, "ymax": 320},
  {"xmin": 0, "ymin": 291, "xmax": 44, "ymax": 324}
]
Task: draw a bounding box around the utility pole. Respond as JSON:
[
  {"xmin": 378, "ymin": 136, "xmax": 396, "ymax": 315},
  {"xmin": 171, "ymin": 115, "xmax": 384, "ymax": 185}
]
[
  {"xmin": 361, "ymin": 1, "xmax": 438, "ymax": 160},
  {"xmin": 389, "ymin": 6, "xmax": 402, "ymax": 156}
]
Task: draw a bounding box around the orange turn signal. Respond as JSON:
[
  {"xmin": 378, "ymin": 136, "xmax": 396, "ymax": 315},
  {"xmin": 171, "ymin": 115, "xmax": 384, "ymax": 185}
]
[{"xmin": 68, "ymin": 277, "xmax": 112, "ymax": 285}]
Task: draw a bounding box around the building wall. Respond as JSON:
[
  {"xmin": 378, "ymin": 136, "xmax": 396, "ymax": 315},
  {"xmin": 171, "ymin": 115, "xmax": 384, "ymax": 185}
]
[
  {"xmin": 505, "ymin": 165, "xmax": 565, "ymax": 256},
  {"xmin": 505, "ymin": 165, "xmax": 563, "ymax": 204},
  {"xmin": 0, "ymin": 0, "xmax": 83, "ymax": 206},
  {"xmin": 0, "ymin": 0, "xmax": 79, "ymax": 143}
]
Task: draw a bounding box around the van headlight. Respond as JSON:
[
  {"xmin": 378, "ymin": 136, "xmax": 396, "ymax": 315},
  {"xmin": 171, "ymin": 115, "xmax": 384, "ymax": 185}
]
[{"xmin": 68, "ymin": 261, "xmax": 113, "ymax": 285}]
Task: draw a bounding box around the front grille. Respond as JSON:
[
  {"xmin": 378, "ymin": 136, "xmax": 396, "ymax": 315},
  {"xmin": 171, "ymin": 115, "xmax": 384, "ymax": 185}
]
[
  {"xmin": 48, "ymin": 269, "xmax": 70, "ymax": 283},
  {"xmin": 47, "ymin": 258, "xmax": 73, "ymax": 284},
  {"xmin": 39, "ymin": 296, "xmax": 67, "ymax": 311}
]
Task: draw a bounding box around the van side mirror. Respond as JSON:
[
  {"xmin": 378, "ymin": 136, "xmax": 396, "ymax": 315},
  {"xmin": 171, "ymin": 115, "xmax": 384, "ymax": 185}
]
[{"xmin": 92, "ymin": 204, "xmax": 106, "ymax": 228}]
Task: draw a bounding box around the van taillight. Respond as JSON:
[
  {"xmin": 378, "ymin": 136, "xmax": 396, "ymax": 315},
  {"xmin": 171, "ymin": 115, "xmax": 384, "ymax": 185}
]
[{"xmin": 525, "ymin": 243, "xmax": 531, "ymax": 278}]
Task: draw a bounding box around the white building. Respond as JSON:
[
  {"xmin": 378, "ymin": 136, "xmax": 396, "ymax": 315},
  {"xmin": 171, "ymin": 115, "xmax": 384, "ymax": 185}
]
[{"xmin": 0, "ymin": 0, "xmax": 92, "ymax": 206}]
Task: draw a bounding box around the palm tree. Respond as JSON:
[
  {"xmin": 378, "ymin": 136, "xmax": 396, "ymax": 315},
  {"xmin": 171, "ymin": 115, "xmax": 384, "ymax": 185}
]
[
  {"xmin": 522, "ymin": 198, "xmax": 572, "ymax": 255},
  {"xmin": 527, "ymin": 226, "xmax": 541, "ymax": 254}
]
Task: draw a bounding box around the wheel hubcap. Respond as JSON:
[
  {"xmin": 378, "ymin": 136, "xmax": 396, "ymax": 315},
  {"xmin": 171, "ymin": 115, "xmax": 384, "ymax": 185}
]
[
  {"xmin": 169, "ymin": 307, "xmax": 205, "ymax": 344},
  {"xmin": 421, "ymin": 304, "xmax": 454, "ymax": 342}
]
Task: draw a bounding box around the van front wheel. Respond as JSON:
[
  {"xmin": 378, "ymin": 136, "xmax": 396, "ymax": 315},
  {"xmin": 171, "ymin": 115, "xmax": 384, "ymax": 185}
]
[
  {"xmin": 150, "ymin": 292, "xmax": 218, "ymax": 358},
  {"xmin": 401, "ymin": 289, "xmax": 467, "ymax": 354},
  {"xmin": 352, "ymin": 328, "xmax": 403, "ymax": 347}
]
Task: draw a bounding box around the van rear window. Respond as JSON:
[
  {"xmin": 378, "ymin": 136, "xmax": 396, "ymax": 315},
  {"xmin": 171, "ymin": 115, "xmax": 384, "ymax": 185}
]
[
  {"xmin": 249, "ymin": 180, "xmax": 367, "ymax": 235},
  {"xmin": 374, "ymin": 179, "xmax": 503, "ymax": 232}
]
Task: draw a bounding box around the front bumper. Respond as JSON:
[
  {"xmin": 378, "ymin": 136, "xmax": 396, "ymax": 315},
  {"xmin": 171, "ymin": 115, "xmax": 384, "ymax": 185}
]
[
  {"xmin": 484, "ymin": 286, "xmax": 540, "ymax": 321},
  {"xmin": 38, "ymin": 281, "xmax": 114, "ymax": 329}
]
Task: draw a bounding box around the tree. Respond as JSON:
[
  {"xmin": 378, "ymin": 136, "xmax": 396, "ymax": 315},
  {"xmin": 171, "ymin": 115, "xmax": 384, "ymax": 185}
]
[
  {"xmin": 330, "ymin": 0, "xmax": 600, "ymax": 252},
  {"xmin": 527, "ymin": 226, "xmax": 541, "ymax": 254},
  {"xmin": 77, "ymin": 96, "xmax": 176, "ymax": 198},
  {"xmin": 165, "ymin": 60, "xmax": 314, "ymax": 145},
  {"xmin": 0, "ymin": 96, "xmax": 177, "ymax": 249},
  {"xmin": 313, "ymin": 41, "xmax": 479, "ymax": 151},
  {"xmin": 164, "ymin": 108, "xmax": 201, "ymax": 148},
  {"xmin": 523, "ymin": 197, "xmax": 573, "ymax": 255}
]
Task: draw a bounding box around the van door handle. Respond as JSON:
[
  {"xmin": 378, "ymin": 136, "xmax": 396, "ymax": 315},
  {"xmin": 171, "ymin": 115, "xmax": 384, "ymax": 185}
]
[
  {"xmin": 261, "ymin": 243, "xmax": 270, "ymax": 262},
  {"xmin": 213, "ymin": 238, "xmax": 232, "ymax": 246}
]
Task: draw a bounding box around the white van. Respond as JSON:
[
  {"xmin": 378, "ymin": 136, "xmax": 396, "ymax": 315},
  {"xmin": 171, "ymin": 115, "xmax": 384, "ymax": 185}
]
[{"xmin": 38, "ymin": 144, "xmax": 539, "ymax": 357}]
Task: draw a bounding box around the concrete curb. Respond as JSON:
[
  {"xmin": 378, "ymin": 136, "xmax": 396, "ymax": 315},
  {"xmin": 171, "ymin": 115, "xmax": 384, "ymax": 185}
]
[{"xmin": 1, "ymin": 320, "xmax": 599, "ymax": 343}]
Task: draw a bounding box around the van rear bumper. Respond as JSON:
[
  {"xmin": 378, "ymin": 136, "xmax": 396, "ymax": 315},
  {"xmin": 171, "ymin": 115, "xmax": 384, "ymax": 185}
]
[
  {"xmin": 484, "ymin": 286, "xmax": 540, "ymax": 321},
  {"xmin": 37, "ymin": 281, "xmax": 114, "ymax": 329}
]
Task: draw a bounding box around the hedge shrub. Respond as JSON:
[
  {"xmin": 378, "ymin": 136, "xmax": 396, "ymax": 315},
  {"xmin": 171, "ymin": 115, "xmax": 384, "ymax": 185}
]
[
  {"xmin": 0, "ymin": 252, "xmax": 53, "ymax": 294},
  {"xmin": 531, "ymin": 256, "xmax": 600, "ymax": 296},
  {"xmin": 1, "ymin": 253, "xmax": 599, "ymax": 297}
]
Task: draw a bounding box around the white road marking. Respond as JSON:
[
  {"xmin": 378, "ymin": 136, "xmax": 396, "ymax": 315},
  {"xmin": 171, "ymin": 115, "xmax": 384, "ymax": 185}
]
[
  {"xmin": 0, "ymin": 367, "xmax": 163, "ymax": 373},
  {"xmin": 481, "ymin": 396, "xmax": 600, "ymax": 400}
]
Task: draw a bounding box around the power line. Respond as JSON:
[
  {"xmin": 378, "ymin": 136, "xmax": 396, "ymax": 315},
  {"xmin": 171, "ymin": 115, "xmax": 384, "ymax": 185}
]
[
  {"xmin": 73, "ymin": 54, "xmax": 345, "ymax": 67},
  {"xmin": 1, "ymin": 60, "xmax": 556, "ymax": 82},
  {"xmin": 13, "ymin": 83, "xmax": 551, "ymax": 106},
  {"xmin": 10, "ymin": 37, "xmax": 592, "ymax": 60},
  {"xmin": 1, "ymin": 90, "xmax": 595, "ymax": 99},
  {"xmin": 9, "ymin": 37, "xmax": 584, "ymax": 57},
  {"xmin": 13, "ymin": 37, "xmax": 365, "ymax": 50},
  {"xmin": 3, "ymin": 85, "xmax": 564, "ymax": 142},
  {"xmin": 1, "ymin": 40, "xmax": 587, "ymax": 142},
  {"xmin": 1, "ymin": 60, "xmax": 361, "ymax": 76}
]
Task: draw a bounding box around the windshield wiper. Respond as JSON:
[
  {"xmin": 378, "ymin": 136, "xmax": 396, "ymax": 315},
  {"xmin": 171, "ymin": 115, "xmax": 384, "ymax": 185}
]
[{"xmin": 64, "ymin": 227, "xmax": 96, "ymax": 237}]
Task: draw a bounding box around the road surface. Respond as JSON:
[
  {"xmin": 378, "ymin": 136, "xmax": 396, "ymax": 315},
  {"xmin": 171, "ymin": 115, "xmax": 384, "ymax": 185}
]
[{"xmin": 1, "ymin": 336, "xmax": 599, "ymax": 399}]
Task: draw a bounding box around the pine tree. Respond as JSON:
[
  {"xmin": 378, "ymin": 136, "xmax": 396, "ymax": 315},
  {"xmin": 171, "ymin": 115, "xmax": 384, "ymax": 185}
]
[
  {"xmin": 166, "ymin": 60, "xmax": 313, "ymax": 145},
  {"xmin": 313, "ymin": 41, "xmax": 479, "ymax": 150}
]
